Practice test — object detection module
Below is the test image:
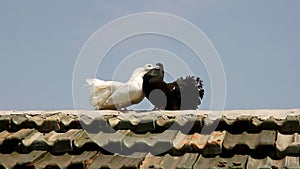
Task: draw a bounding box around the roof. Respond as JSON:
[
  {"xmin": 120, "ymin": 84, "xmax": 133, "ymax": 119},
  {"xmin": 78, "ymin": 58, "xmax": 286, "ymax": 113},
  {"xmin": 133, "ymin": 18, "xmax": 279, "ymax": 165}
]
[{"xmin": 1, "ymin": 109, "xmax": 300, "ymax": 168}]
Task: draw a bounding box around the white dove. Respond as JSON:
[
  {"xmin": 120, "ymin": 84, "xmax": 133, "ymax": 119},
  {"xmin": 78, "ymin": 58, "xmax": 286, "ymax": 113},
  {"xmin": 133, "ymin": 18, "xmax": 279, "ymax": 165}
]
[{"xmin": 86, "ymin": 64, "xmax": 157, "ymax": 110}]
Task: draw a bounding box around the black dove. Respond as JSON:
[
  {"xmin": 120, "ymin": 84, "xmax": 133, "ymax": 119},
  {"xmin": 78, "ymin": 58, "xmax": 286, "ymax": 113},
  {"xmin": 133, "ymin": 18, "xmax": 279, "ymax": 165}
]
[{"xmin": 143, "ymin": 63, "xmax": 204, "ymax": 110}]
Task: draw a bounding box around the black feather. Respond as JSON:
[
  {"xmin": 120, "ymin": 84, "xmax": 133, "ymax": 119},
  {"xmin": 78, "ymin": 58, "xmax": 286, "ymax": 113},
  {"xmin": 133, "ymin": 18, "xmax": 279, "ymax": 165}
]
[{"xmin": 143, "ymin": 63, "xmax": 204, "ymax": 110}]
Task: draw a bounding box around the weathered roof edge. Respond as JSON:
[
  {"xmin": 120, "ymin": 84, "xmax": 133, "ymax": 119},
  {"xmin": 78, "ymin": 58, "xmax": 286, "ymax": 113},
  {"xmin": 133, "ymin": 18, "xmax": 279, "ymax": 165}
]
[{"xmin": 1, "ymin": 109, "xmax": 300, "ymax": 120}]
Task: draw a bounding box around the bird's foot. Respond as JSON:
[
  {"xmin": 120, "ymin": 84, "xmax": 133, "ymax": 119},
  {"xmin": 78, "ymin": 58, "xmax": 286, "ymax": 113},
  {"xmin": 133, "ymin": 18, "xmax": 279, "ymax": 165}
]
[
  {"xmin": 152, "ymin": 107, "xmax": 159, "ymax": 111},
  {"xmin": 118, "ymin": 107, "xmax": 129, "ymax": 113}
]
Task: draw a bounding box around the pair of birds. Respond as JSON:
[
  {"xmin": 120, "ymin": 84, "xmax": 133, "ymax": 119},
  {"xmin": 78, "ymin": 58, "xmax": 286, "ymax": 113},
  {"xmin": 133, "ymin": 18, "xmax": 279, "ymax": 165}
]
[{"xmin": 86, "ymin": 63, "xmax": 204, "ymax": 110}]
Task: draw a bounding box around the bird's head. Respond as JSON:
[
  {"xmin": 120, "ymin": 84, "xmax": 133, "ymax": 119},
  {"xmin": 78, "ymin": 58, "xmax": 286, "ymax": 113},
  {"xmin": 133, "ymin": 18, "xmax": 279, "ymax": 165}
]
[
  {"xmin": 156, "ymin": 63, "xmax": 164, "ymax": 78},
  {"xmin": 144, "ymin": 64, "xmax": 158, "ymax": 71},
  {"xmin": 129, "ymin": 64, "xmax": 156, "ymax": 81},
  {"xmin": 142, "ymin": 63, "xmax": 165, "ymax": 81},
  {"xmin": 156, "ymin": 63, "xmax": 164, "ymax": 71}
]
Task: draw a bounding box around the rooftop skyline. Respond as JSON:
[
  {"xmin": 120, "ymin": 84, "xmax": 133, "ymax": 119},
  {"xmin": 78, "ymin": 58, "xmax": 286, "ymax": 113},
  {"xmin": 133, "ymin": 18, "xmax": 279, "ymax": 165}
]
[{"xmin": 0, "ymin": 1, "xmax": 299, "ymax": 110}]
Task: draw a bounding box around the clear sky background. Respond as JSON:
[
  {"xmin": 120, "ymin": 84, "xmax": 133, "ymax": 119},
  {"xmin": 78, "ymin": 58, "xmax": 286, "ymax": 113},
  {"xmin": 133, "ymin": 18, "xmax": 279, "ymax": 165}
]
[{"xmin": 0, "ymin": 1, "xmax": 299, "ymax": 110}]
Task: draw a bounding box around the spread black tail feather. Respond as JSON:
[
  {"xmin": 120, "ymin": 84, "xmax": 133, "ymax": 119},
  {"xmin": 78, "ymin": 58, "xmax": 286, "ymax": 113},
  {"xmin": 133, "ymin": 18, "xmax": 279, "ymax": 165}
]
[{"xmin": 173, "ymin": 76, "xmax": 204, "ymax": 110}]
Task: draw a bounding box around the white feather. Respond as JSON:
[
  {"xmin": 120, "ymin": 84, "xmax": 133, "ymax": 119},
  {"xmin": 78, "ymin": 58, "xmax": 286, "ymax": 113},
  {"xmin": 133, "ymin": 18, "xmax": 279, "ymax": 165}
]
[{"xmin": 86, "ymin": 64, "xmax": 156, "ymax": 110}]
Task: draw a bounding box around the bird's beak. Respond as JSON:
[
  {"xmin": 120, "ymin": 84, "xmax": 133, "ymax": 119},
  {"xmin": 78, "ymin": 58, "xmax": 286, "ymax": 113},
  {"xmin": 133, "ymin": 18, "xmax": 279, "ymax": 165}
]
[{"xmin": 155, "ymin": 65, "xmax": 160, "ymax": 69}]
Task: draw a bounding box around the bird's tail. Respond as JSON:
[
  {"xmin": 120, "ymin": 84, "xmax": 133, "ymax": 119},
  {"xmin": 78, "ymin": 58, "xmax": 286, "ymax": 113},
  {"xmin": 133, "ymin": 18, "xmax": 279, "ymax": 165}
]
[
  {"xmin": 195, "ymin": 77, "xmax": 204, "ymax": 99},
  {"xmin": 176, "ymin": 76, "xmax": 204, "ymax": 109},
  {"xmin": 85, "ymin": 78, "xmax": 111, "ymax": 109},
  {"xmin": 86, "ymin": 78, "xmax": 105, "ymax": 86}
]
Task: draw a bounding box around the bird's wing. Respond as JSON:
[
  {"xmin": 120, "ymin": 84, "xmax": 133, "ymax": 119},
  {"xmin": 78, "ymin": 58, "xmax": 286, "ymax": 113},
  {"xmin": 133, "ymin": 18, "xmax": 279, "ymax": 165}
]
[
  {"xmin": 142, "ymin": 75, "xmax": 174, "ymax": 109},
  {"xmin": 103, "ymin": 82, "xmax": 142, "ymax": 108},
  {"xmin": 86, "ymin": 78, "xmax": 123, "ymax": 109}
]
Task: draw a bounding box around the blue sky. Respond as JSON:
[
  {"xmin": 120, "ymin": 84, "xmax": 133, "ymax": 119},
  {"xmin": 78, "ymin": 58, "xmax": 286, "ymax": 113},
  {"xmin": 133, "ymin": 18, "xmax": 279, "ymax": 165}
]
[{"xmin": 0, "ymin": 1, "xmax": 299, "ymax": 110}]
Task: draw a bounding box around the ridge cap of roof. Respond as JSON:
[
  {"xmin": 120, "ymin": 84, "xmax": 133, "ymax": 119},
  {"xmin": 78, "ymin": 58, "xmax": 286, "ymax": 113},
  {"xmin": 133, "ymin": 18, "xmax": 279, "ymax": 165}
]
[{"xmin": 1, "ymin": 109, "xmax": 300, "ymax": 120}]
